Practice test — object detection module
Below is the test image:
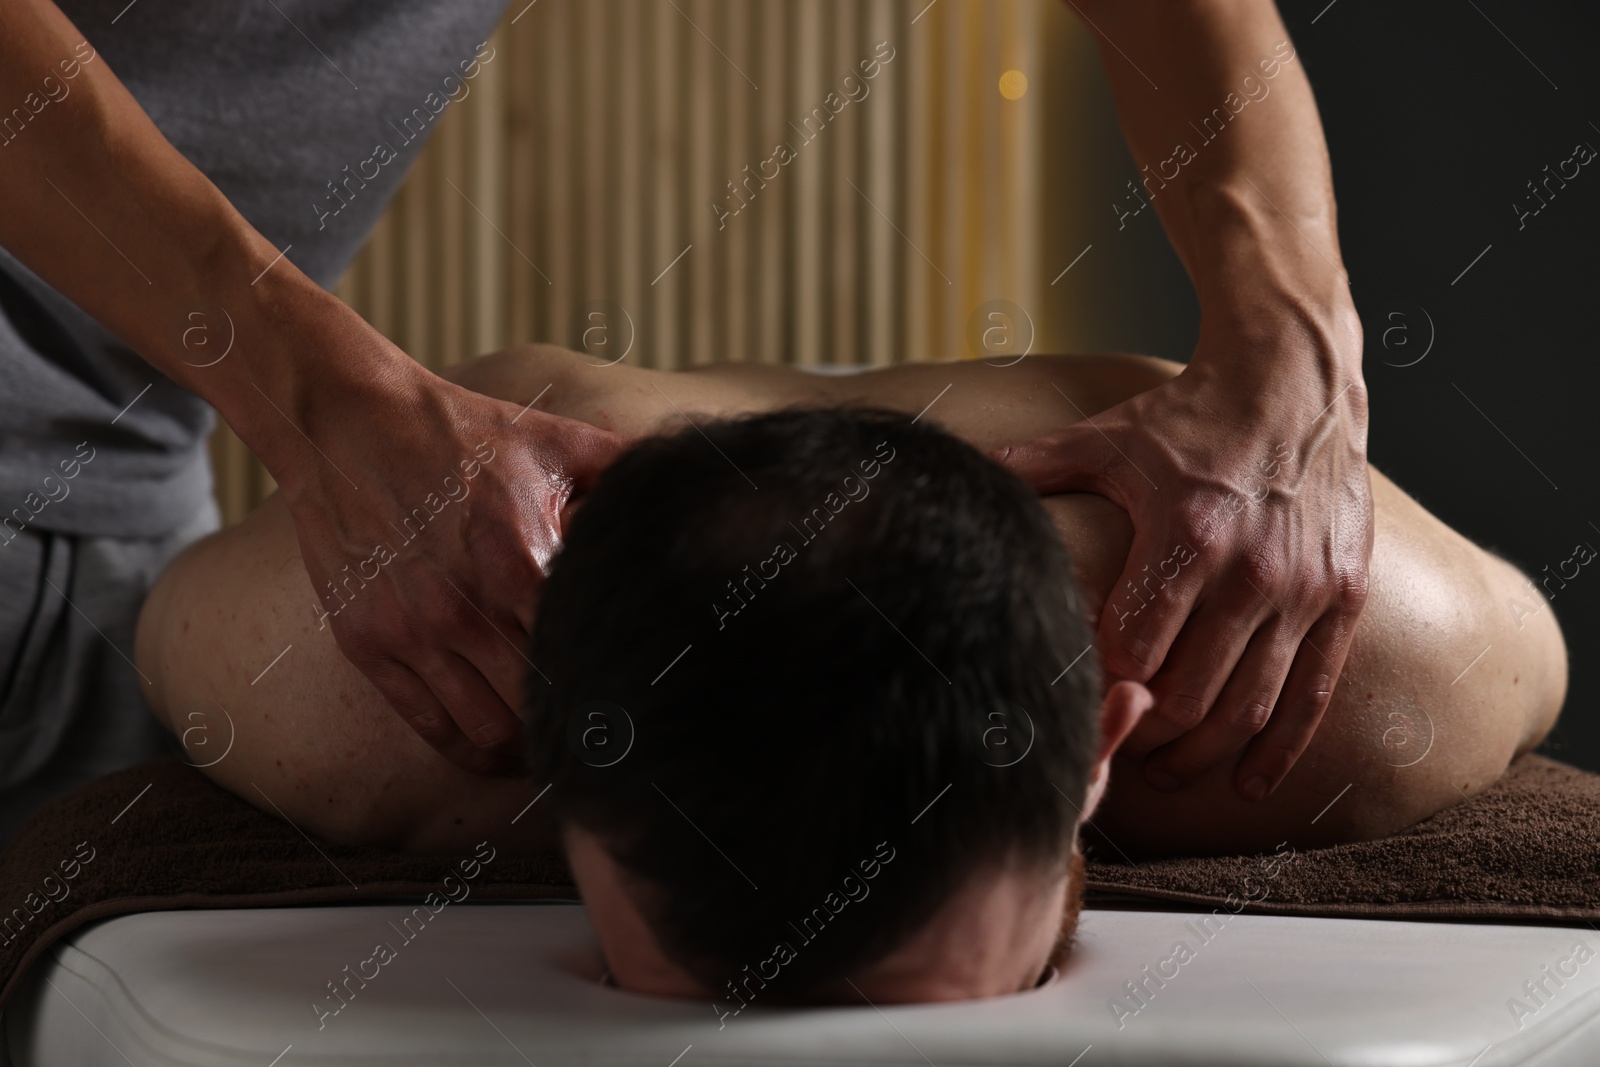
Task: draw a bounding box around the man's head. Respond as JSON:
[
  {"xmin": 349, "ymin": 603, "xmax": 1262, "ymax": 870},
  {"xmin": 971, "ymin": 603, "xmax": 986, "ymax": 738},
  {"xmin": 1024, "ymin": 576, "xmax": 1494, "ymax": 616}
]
[{"xmin": 525, "ymin": 407, "xmax": 1149, "ymax": 1003}]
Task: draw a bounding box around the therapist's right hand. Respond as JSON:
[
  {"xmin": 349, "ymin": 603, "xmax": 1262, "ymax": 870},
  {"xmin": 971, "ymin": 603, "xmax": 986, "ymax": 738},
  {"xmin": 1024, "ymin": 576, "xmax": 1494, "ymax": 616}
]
[
  {"xmin": 0, "ymin": 0, "xmax": 635, "ymax": 774},
  {"xmin": 276, "ymin": 351, "xmax": 630, "ymax": 775}
]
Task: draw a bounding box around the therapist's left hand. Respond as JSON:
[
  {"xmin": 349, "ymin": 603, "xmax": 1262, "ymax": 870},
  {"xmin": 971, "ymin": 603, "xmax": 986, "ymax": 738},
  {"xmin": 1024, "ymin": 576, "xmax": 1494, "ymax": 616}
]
[{"xmin": 998, "ymin": 308, "xmax": 1372, "ymax": 801}]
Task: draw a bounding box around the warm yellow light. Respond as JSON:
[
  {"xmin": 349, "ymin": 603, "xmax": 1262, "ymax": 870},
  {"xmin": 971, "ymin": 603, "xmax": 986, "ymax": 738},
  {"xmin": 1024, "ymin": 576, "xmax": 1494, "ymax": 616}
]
[{"xmin": 999, "ymin": 69, "xmax": 1028, "ymax": 100}]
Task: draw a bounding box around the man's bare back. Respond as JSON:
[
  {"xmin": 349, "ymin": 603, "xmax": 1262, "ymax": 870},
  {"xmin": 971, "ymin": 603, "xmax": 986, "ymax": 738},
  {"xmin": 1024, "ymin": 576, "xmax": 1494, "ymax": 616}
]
[{"xmin": 134, "ymin": 347, "xmax": 1566, "ymax": 859}]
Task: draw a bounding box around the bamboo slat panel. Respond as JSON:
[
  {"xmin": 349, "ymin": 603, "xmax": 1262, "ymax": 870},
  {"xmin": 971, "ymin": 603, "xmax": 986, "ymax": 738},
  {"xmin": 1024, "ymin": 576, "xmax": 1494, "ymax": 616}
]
[{"xmin": 212, "ymin": 0, "xmax": 1092, "ymax": 523}]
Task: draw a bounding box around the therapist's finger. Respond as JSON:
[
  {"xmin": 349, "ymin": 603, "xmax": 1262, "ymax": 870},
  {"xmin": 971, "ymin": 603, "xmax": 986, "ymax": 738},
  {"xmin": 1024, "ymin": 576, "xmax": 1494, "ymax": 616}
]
[
  {"xmin": 991, "ymin": 421, "xmax": 1120, "ymax": 499},
  {"xmin": 1236, "ymin": 606, "xmax": 1359, "ymax": 799},
  {"xmin": 1124, "ymin": 591, "xmax": 1274, "ymax": 763},
  {"xmin": 371, "ymin": 658, "xmax": 519, "ymax": 775},
  {"xmin": 1094, "ymin": 519, "xmax": 1209, "ymax": 683},
  {"xmin": 442, "ymin": 580, "xmax": 534, "ymax": 715},
  {"xmin": 419, "ymin": 647, "xmax": 522, "ymax": 752},
  {"xmin": 1144, "ymin": 619, "xmax": 1299, "ymax": 792}
]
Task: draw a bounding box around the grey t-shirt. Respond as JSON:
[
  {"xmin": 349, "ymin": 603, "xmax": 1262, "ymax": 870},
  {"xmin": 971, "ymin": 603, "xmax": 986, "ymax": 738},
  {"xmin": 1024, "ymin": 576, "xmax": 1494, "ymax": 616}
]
[{"xmin": 0, "ymin": 0, "xmax": 507, "ymax": 538}]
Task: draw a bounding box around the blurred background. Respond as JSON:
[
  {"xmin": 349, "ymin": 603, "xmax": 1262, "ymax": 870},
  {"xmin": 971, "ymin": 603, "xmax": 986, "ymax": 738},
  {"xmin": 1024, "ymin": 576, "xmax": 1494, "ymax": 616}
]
[{"xmin": 210, "ymin": 0, "xmax": 1600, "ymax": 771}]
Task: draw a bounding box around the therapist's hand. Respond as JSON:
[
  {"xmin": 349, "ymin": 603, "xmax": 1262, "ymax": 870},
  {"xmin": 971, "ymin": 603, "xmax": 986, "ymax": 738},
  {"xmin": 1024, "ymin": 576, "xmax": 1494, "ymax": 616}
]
[
  {"xmin": 0, "ymin": 0, "xmax": 636, "ymax": 775},
  {"xmin": 278, "ymin": 358, "xmax": 630, "ymax": 775},
  {"xmin": 999, "ymin": 310, "xmax": 1371, "ymax": 800}
]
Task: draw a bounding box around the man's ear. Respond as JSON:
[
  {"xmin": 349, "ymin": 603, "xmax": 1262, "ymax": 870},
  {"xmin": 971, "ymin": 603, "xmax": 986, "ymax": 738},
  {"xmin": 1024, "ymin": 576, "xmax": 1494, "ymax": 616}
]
[{"xmin": 1079, "ymin": 680, "xmax": 1154, "ymax": 821}]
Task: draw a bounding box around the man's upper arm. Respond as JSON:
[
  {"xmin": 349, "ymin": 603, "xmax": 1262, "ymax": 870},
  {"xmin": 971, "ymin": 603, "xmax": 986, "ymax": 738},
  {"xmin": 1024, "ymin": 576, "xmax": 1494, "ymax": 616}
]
[{"xmin": 135, "ymin": 495, "xmax": 546, "ymax": 853}]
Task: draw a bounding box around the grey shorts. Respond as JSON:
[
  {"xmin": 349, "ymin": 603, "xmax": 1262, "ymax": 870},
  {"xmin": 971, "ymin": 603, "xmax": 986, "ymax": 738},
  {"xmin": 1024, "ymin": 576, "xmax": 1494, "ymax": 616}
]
[{"xmin": 0, "ymin": 501, "xmax": 220, "ymax": 845}]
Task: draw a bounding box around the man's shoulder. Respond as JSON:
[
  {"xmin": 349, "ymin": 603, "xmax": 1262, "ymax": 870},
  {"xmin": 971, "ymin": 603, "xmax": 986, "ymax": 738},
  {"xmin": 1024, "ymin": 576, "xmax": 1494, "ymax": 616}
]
[{"xmin": 442, "ymin": 344, "xmax": 594, "ymax": 401}]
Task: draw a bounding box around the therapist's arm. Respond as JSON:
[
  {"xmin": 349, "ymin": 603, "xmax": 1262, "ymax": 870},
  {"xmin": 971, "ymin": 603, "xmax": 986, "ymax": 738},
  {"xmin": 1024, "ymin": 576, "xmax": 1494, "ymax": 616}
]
[
  {"xmin": 1002, "ymin": 0, "xmax": 1370, "ymax": 800},
  {"xmin": 0, "ymin": 1, "xmax": 627, "ymax": 773}
]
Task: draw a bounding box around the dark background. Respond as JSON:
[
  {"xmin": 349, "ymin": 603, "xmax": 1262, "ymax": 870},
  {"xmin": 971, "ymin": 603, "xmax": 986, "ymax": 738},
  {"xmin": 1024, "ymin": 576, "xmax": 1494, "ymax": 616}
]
[{"xmin": 1051, "ymin": 1, "xmax": 1600, "ymax": 771}]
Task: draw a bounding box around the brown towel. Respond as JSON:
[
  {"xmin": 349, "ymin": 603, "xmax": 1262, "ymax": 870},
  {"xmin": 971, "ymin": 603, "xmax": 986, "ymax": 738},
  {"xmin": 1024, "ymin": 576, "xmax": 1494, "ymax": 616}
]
[
  {"xmin": 0, "ymin": 756, "xmax": 575, "ymax": 1009},
  {"xmin": 1083, "ymin": 753, "xmax": 1600, "ymax": 922},
  {"xmin": 1, "ymin": 753, "xmax": 1596, "ymax": 1010}
]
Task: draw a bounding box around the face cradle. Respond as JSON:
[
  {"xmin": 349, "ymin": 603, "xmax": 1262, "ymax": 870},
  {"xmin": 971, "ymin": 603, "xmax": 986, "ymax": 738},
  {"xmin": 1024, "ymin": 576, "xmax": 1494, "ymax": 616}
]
[
  {"xmin": 555, "ymin": 680, "xmax": 1154, "ymax": 1006},
  {"xmin": 564, "ymin": 824, "xmax": 1081, "ymax": 1005}
]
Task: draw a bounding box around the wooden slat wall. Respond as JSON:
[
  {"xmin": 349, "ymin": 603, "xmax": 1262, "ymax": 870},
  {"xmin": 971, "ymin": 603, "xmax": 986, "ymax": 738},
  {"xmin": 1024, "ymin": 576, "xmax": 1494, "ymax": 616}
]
[{"xmin": 211, "ymin": 0, "xmax": 1057, "ymax": 523}]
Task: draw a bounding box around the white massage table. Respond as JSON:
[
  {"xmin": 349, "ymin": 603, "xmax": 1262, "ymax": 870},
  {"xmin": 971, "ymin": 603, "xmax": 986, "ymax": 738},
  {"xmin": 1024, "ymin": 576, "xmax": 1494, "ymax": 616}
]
[{"xmin": 4, "ymin": 901, "xmax": 1598, "ymax": 1066}]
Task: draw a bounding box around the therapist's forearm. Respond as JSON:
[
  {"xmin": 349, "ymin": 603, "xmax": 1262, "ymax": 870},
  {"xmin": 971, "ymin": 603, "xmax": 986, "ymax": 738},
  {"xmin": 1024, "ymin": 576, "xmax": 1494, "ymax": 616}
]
[
  {"xmin": 0, "ymin": 0, "xmax": 422, "ymax": 480},
  {"xmin": 1071, "ymin": 0, "xmax": 1360, "ymax": 386}
]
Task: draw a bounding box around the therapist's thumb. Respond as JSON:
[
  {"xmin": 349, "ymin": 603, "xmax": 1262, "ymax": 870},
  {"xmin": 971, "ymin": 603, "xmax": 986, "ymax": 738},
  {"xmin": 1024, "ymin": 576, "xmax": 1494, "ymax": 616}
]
[
  {"xmin": 990, "ymin": 422, "xmax": 1117, "ymax": 497},
  {"xmin": 556, "ymin": 420, "xmax": 635, "ymax": 492}
]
